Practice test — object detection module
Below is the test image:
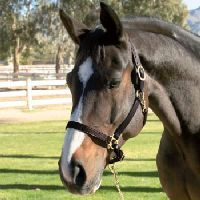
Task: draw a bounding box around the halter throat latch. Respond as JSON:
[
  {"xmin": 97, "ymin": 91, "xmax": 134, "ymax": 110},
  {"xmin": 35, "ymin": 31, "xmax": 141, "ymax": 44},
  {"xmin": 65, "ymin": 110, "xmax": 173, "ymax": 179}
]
[{"xmin": 136, "ymin": 90, "xmax": 147, "ymax": 113}]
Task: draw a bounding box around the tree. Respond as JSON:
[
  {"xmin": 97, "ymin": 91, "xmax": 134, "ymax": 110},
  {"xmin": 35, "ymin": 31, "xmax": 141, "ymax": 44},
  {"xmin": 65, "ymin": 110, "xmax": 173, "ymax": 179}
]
[
  {"xmin": 59, "ymin": 0, "xmax": 188, "ymax": 28},
  {"xmin": 122, "ymin": 0, "xmax": 188, "ymax": 27},
  {"xmin": 34, "ymin": 1, "xmax": 70, "ymax": 75},
  {"xmin": 0, "ymin": 0, "xmax": 39, "ymax": 73},
  {"xmin": 0, "ymin": 0, "xmax": 189, "ymax": 75}
]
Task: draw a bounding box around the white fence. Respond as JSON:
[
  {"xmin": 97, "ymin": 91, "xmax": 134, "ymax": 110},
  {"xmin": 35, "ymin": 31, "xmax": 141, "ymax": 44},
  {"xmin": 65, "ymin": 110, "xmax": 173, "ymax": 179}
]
[
  {"xmin": 0, "ymin": 79, "xmax": 72, "ymax": 110},
  {"xmin": 0, "ymin": 64, "xmax": 73, "ymax": 80},
  {"xmin": 0, "ymin": 72, "xmax": 67, "ymax": 81},
  {"xmin": 0, "ymin": 64, "xmax": 73, "ymax": 73}
]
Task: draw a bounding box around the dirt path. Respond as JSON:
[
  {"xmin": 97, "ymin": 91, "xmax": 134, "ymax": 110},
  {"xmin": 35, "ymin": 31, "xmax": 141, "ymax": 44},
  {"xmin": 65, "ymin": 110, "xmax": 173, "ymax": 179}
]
[{"xmin": 0, "ymin": 105, "xmax": 71, "ymax": 124}]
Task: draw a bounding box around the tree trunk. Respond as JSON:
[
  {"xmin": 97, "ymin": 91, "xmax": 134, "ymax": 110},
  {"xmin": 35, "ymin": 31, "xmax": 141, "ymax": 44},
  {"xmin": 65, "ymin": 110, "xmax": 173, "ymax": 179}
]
[
  {"xmin": 13, "ymin": 47, "xmax": 19, "ymax": 73},
  {"xmin": 13, "ymin": 37, "xmax": 20, "ymax": 79},
  {"xmin": 55, "ymin": 45, "xmax": 63, "ymax": 79},
  {"xmin": 12, "ymin": 15, "xmax": 20, "ymax": 76}
]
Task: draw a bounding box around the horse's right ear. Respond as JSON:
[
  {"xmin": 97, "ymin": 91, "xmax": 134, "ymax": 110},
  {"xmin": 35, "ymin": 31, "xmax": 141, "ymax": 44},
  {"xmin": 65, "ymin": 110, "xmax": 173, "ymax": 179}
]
[
  {"xmin": 59, "ymin": 10, "xmax": 89, "ymax": 45},
  {"xmin": 100, "ymin": 2, "xmax": 123, "ymax": 42}
]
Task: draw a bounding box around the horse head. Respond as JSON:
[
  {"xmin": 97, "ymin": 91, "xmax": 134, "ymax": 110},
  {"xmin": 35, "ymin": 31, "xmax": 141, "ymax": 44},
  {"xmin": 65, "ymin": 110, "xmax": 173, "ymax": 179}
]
[{"xmin": 58, "ymin": 2, "xmax": 148, "ymax": 195}]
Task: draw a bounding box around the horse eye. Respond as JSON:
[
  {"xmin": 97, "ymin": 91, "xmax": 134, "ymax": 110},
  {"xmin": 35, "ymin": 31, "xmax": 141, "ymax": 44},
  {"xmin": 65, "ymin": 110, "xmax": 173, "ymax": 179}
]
[
  {"xmin": 112, "ymin": 58, "xmax": 119, "ymax": 65},
  {"xmin": 109, "ymin": 79, "xmax": 121, "ymax": 89}
]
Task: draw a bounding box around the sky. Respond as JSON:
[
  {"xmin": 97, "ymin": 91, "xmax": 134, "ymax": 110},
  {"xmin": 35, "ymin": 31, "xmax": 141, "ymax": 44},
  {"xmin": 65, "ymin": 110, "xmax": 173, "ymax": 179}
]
[{"xmin": 183, "ymin": 0, "xmax": 200, "ymax": 10}]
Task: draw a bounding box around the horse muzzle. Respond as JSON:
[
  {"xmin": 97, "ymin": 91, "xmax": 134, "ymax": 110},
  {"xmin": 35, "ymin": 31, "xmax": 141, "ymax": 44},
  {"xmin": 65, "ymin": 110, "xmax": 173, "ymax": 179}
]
[{"xmin": 58, "ymin": 156, "xmax": 103, "ymax": 195}]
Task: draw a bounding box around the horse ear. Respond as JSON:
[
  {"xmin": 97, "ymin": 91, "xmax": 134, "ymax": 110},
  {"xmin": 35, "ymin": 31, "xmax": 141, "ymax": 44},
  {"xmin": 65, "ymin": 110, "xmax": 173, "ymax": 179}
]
[
  {"xmin": 59, "ymin": 10, "xmax": 89, "ymax": 45},
  {"xmin": 100, "ymin": 2, "xmax": 123, "ymax": 41}
]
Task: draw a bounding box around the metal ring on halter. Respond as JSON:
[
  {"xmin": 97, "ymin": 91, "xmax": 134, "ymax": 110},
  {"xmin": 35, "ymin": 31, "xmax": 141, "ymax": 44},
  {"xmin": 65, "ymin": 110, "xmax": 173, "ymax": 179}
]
[
  {"xmin": 136, "ymin": 65, "xmax": 145, "ymax": 81},
  {"xmin": 107, "ymin": 135, "xmax": 119, "ymax": 150}
]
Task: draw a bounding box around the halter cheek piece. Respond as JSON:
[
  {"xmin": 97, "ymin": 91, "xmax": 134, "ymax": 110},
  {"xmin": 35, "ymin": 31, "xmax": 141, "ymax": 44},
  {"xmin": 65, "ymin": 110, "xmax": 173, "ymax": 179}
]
[{"xmin": 66, "ymin": 44, "xmax": 148, "ymax": 164}]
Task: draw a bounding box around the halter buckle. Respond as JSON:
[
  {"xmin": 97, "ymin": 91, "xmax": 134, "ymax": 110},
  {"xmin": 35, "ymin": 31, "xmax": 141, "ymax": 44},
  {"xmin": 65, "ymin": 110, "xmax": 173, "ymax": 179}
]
[
  {"xmin": 136, "ymin": 90, "xmax": 147, "ymax": 113},
  {"xmin": 107, "ymin": 135, "xmax": 119, "ymax": 150},
  {"xmin": 136, "ymin": 65, "xmax": 145, "ymax": 81}
]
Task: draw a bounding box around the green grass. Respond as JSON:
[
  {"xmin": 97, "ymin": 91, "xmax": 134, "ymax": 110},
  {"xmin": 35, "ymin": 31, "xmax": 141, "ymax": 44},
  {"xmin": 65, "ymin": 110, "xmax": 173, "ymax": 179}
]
[{"xmin": 0, "ymin": 114, "xmax": 168, "ymax": 200}]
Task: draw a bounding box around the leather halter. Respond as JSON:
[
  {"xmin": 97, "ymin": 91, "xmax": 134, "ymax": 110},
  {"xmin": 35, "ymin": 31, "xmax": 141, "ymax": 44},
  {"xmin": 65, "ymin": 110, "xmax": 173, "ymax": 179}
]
[{"xmin": 66, "ymin": 43, "xmax": 148, "ymax": 164}]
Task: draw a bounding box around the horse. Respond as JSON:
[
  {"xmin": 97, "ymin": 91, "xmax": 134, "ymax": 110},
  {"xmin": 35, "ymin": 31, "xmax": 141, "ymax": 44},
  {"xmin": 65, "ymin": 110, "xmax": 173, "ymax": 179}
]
[{"xmin": 58, "ymin": 2, "xmax": 200, "ymax": 200}]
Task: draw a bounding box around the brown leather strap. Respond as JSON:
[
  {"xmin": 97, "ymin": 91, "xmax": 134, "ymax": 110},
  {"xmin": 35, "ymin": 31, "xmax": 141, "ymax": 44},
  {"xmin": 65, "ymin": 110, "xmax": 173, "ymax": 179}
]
[
  {"xmin": 67, "ymin": 121, "xmax": 108, "ymax": 148},
  {"xmin": 131, "ymin": 42, "xmax": 142, "ymax": 68},
  {"xmin": 113, "ymin": 98, "xmax": 140, "ymax": 140},
  {"xmin": 67, "ymin": 97, "xmax": 141, "ymax": 147}
]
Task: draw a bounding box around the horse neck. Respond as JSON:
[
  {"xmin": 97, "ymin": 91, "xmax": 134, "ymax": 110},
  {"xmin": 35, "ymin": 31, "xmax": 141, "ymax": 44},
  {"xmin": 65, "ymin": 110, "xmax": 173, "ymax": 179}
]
[{"xmin": 129, "ymin": 31, "xmax": 200, "ymax": 135}]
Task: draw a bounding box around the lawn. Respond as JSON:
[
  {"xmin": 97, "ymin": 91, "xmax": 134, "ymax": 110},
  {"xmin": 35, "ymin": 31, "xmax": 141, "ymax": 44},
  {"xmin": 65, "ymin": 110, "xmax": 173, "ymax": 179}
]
[{"xmin": 0, "ymin": 113, "xmax": 168, "ymax": 200}]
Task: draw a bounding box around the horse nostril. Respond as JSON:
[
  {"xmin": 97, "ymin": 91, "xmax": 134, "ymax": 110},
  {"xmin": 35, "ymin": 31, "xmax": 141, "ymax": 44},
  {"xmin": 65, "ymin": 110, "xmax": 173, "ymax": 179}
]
[{"xmin": 71, "ymin": 161, "xmax": 86, "ymax": 187}]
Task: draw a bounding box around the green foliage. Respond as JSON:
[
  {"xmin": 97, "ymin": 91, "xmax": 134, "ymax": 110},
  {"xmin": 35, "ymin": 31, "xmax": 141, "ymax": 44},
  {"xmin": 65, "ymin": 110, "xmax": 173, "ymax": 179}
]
[
  {"xmin": 0, "ymin": 24, "xmax": 11, "ymax": 60},
  {"xmin": 60, "ymin": 0, "xmax": 188, "ymax": 27},
  {"xmin": 0, "ymin": 0, "xmax": 189, "ymax": 66},
  {"xmin": 0, "ymin": 0, "xmax": 41, "ymax": 65},
  {"xmin": 122, "ymin": 0, "xmax": 188, "ymax": 27},
  {"xmin": 0, "ymin": 114, "xmax": 166, "ymax": 200}
]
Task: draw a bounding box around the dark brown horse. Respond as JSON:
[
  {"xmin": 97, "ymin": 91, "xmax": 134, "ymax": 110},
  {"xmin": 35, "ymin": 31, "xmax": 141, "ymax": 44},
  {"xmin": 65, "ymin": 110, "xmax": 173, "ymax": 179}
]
[{"xmin": 58, "ymin": 2, "xmax": 200, "ymax": 200}]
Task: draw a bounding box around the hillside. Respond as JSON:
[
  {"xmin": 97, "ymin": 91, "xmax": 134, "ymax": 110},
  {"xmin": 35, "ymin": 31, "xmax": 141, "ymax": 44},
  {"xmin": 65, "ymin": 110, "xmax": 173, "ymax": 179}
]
[{"xmin": 188, "ymin": 7, "xmax": 200, "ymax": 35}]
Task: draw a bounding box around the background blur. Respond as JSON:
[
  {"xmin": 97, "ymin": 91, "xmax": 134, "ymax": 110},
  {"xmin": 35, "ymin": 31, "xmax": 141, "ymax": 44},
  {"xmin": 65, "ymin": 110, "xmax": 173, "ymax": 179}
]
[{"xmin": 0, "ymin": 0, "xmax": 199, "ymax": 77}]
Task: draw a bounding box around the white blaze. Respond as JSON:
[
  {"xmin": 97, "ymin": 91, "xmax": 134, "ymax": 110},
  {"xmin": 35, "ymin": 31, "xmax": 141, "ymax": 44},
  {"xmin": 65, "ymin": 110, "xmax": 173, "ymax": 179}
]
[{"xmin": 61, "ymin": 57, "xmax": 93, "ymax": 181}]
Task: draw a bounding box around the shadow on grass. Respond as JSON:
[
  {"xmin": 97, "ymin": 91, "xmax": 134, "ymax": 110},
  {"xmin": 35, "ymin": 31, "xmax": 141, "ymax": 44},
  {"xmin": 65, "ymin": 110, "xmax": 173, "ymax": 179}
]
[
  {"xmin": 0, "ymin": 184, "xmax": 64, "ymax": 190},
  {"xmin": 142, "ymin": 131, "xmax": 162, "ymax": 135},
  {"xmin": 147, "ymin": 119, "xmax": 160, "ymax": 122},
  {"xmin": 0, "ymin": 154, "xmax": 59, "ymax": 159},
  {"xmin": 0, "ymin": 169, "xmax": 58, "ymax": 175},
  {"xmin": 0, "ymin": 132, "xmax": 63, "ymax": 134},
  {"xmin": 103, "ymin": 171, "xmax": 158, "ymax": 177},
  {"xmin": 124, "ymin": 158, "xmax": 155, "ymax": 162},
  {"xmin": 0, "ymin": 168, "xmax": 158, "ymax": 177},
  {"xmin": 100, "ymin": 185, "xmax": 163, "ymax": 193},
  {"xmin": 0, "ymin": 184, "xmax": 163, "ymax": 193}
]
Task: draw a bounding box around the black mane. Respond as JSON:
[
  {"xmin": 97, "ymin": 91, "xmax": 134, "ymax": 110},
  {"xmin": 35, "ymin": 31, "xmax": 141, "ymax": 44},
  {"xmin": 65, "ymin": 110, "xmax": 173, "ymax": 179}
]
[{"xmin": 122, "ymin": 17, "xmax": 200, "ymax": 59}]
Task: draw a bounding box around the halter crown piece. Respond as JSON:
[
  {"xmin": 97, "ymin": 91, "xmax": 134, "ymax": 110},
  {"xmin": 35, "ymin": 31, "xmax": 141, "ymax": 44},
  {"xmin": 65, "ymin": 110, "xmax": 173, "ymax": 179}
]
[{"xmin": 66, "ymin": 43, "xmax": 148, "ymax": 164}]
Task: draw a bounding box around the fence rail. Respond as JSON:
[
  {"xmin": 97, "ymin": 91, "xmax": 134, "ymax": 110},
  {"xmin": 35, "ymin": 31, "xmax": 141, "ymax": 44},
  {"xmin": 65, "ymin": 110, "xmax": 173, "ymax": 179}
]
[
  {"xmin": 0, "ymin": 72, "xmax": 67, "ymax": 81},
  {"xmin": 0, "ymin": 64, "xmax": 73, "ymax": 81},
  {"xmin": 0, "ymin": 79, "xmax": 71, "ymax": 110}
]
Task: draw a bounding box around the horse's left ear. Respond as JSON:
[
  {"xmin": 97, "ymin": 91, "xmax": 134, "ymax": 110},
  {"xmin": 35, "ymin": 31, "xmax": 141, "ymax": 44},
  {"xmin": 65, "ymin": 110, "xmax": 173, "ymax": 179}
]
[
  {"xmin": 59, "ymin": 9, "xmax": 90, "ymax": 45},
  {"xmin": 100, "ymin": 2, "xmax": 123, "ymax": 41}
]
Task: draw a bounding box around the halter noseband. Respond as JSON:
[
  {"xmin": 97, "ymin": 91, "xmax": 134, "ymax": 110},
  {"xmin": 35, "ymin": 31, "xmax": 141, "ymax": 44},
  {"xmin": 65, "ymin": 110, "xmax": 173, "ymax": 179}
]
[{"xmin": 66, "ymin": 43, "xmax": 148, "ymax": 164}]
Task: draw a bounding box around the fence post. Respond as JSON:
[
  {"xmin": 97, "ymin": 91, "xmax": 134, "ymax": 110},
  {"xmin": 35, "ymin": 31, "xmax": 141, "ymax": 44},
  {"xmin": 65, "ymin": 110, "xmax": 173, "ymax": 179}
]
[{"xmin": 26, "ymin": 77, "xmax": 33, "ymax": 110}]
